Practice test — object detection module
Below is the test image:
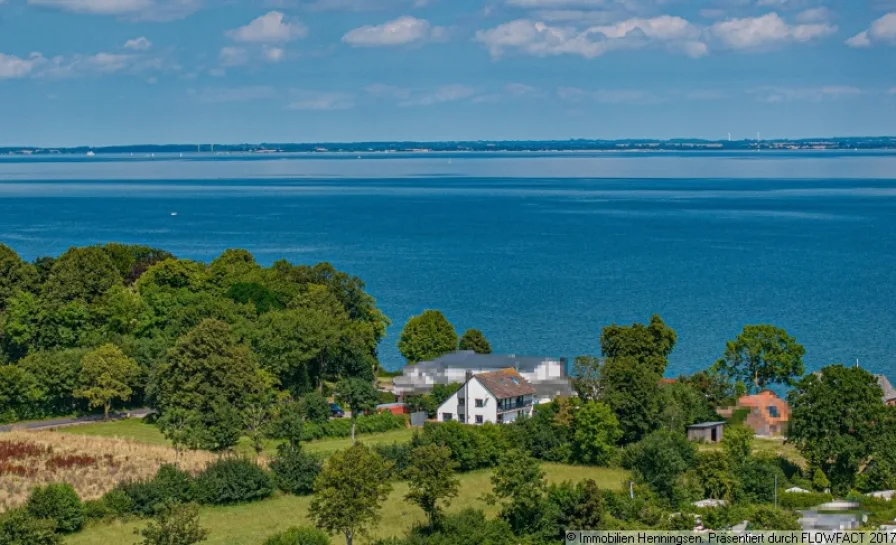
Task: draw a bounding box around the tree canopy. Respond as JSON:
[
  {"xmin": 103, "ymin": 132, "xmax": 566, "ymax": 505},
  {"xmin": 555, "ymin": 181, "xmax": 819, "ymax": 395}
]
[
  {"xmin": 458, "ymin": 328, "xmax": 492, "ymax": 354},
  {"xmin": 600, "ymin": 314, "xmax": 676, "ymax": 376},
  {"xmin": 716, "ymin": 325, "xmax": 805, "ymax": 392},
  {"xmin": 76, "ymin": 343, "xmax": 139, "ymax": 420},
  {"xmin": 398, "ymin": 310, "xmax": 458, "ymax": 364}
]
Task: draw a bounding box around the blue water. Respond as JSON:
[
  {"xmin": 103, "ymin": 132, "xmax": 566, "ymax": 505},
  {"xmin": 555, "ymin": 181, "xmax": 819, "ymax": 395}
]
[{"xmin": 1, "ymin": 151, "xmax": 895, "ymax": 377}]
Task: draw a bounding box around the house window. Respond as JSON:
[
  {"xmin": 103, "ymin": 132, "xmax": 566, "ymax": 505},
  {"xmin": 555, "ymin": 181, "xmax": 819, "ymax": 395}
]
[
  {"xmin": 768, "ymin": 405, "xmax": 780, "ymax": 418},
  {"xmin": 458, "ymin": 414, "xmax": 465, "ymax": 423},
  {"xmin": 475, "ymin": 415, "xmax": 483, "ymax": 424},
  {"xmin": 442, "ymin": 413, "xmax": 453, "ymax": 421},
  {"xmin": 475, "ymin": 399, "xmax": 485, "ymax": 408},
  {"xmin": 458, "ymin": 397, "xmax": 465, "ymax": 405},
  {"xmin": 497, "ymin": 414, "xmax": 503, "ymax": 424}
]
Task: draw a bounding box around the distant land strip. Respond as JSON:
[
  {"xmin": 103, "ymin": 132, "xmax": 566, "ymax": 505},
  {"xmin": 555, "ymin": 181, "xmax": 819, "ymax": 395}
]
[{"xmin": 3, "ymin": 137, "xmax": 896, "ymax": 155}]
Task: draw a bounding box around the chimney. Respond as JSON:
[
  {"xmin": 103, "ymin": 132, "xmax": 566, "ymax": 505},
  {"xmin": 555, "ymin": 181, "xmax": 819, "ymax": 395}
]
[{"xmin": 465, "ymin": 370, "xmax": 474, "ymax": 382}]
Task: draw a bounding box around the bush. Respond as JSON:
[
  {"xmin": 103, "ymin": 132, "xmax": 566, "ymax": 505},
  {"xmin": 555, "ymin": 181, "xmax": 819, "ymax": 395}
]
[
  {"xmin": 195, "ymin": 457, "xmax": 274, "ymax": 505},
  {"xmin": 99, "ymin": 489, "xmax": 135, "ymax": 517},
  {"xmin": 0, "ymin": 509, "xmax": 61, "ymax": 545},
  {"xmin": 300, "ymin": 412, "xmax": 406, "ymax": 440},
  {"xmin": 270, "ymin": 444, "xmax": 322, "ymax": 495},
  {"xmin": 153, "ymin": 464, "xmax": 197, "ymax": 503},
  {"xmin": 25, "ymin": 483, "xmax": 85, "ymax": 533},
  {"xmin": 778, "ymin": 491, "xmax": 832, "ymax": 510},
  {"xmin": 375, "ymin": 442, "xmax": 414, "ymax": 476},
  {"xmin": 111, "ymin": 465, "xmax": 196, "ymax": 516},
  {"xmin": 263, "ymin": 526, "xmax": 330, "ymax": 545},
  {"xmin": 413, "ymin": 421, "xmax": 510, "ymax": 471}
]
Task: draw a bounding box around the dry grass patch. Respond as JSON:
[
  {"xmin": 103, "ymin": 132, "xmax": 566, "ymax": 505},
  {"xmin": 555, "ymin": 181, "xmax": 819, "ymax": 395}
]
[{"xmin": 0, "ymin": 430, "xmax": 216, "ymax": 513}]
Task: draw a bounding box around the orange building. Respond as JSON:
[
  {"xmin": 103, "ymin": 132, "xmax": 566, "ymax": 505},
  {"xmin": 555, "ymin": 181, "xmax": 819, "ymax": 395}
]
[{"xmin": 736, "ymin": 390, "xmax": 791, "ymax": 436}]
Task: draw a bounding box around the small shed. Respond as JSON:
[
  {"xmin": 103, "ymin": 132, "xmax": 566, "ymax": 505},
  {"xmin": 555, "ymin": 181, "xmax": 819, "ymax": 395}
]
[
  {"xmin": 687, "ymin": 422, "xmax": 726, "ymax": 443},
  {"xmin": 376, "ymin": 402, "xmax": 410, "ymax": 415}
]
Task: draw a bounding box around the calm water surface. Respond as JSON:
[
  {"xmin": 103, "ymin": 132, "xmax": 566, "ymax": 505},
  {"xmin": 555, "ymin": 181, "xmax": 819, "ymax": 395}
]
[{"xmin": 1, "ymin": 151, "xmax": 894, "ymax": 375}]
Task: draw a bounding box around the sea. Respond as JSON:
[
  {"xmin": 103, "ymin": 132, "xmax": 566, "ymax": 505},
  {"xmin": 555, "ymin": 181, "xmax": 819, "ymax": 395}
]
[{"xmin": 1, "ymin": 150, "xmax": 895, "ymax": 377}]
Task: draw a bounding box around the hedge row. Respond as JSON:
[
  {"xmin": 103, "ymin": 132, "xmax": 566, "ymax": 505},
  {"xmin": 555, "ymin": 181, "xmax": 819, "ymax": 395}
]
[{"xmin": 301, "ymin": 412, "xmax": 407, "ymax": 440}]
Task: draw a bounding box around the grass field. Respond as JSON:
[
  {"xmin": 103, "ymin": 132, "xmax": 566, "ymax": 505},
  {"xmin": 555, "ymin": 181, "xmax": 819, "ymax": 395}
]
[
  {"xmin": 59, "ymin": 419, "xmax": 418, "ymax": 458},
  {"xmin": 67, "ymin": 463, "xmax": 630, "ymax": 545}
]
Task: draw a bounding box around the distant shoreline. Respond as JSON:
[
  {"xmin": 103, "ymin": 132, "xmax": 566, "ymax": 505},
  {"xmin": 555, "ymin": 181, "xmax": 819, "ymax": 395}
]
[{"xmin": 3, "ymin": 137, "xmax": 896, "ymax": 156}]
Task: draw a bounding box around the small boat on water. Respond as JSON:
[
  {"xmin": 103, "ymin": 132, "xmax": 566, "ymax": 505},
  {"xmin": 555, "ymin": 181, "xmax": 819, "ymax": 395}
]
[{"xmin": 171, "ymin": 212, "xmax": 178, "ymax": 216}]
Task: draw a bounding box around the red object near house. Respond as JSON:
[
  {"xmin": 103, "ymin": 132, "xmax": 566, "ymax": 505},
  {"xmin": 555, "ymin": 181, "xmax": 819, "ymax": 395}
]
[{"xmin": 376, "ymin": 402, "xmax": 410, "ymax": 415}]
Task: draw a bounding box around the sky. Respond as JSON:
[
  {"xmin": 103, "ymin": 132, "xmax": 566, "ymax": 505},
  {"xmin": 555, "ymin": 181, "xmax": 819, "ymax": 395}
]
[{"xmin": 0, "ymin": 0, "xmax": 894, "ymax": 146}]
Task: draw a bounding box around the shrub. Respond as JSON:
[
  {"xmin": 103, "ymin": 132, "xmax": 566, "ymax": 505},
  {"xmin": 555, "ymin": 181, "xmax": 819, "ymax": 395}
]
[
  {"xmin": 299, "ymin": 412, "xmax": 406, "ymax": 441},
  {"xmin": 195, "ymin": 458, "xmax": 274, "ymax": 505},
  {"xmin": 0, "ymin": 509, "xmax": 61, "ymax": 545},
  {"xmin": 270, "ymin": 444, "xmax": 322, "ymax": 495},
  {"xmin": 136, "ymin": 502, "xmax": 208, "ymax": 545},
  {"xmin": 113, "ymin": 479, "xmax": 168, "ymax": 517},
  {"xmin": 263, "ymin": 526, "xmax": 330, "ymax": 545},
  {"xmin": 153, "ymin": 464, "xmax": 197, "ymax": 504},
  {"xmin": 25, "ymin": 483, "xmax": 85, "ymax": 533},
  {"xmin": 413, "ymin": 421, "xmax": 510, "ymax": 471},
  {"xmin": 99, "ymin": 489, "xmax": 135, "ymax": 517},
  {"xmin": 375, "ymin": 442, "xmax": 414, "ymax": 476},
  {"xmin": 778, "ymin": 491, "xmax": 832, "ymax": 510}
]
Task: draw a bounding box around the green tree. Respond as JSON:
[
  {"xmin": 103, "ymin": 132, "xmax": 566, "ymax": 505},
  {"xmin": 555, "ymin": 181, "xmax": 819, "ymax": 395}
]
[
  {"xmin": 627, "ymin": 429, "xmax": 697, "ymax": 505},
  {"xmin": 788, "ymin": 364, "xmax": 885, "ymax": 494},
  {"xmin": 0, "ymin": 366, "xmax": 45, "ymax": 423},
  {"xmin": 487, "ymin": 449, "xmax": 547, "ymax": 535},
  {"xmin": 601, "ymin": 314, "xmax": 676, "ymax": 375},
  {"xmin": 601, "ymin": 356, "xmax": 661, "ymax": 444},
  {"xmin": 458, "ymin": 328, "xmax": 492, "ymax": 354},
  {"xmin": 157, "ymin": 408, "xmax": 204, "ymax": 467},
  {"xmin": 659, "ymin": 381, "xmax": 718, "ymax": 433},
  {"xmin": 19, "ymin": 349, "xmax": 87, "ymax": 415},
  {"xmin": 263, "ymin": 527, "xmax": 329, "ymax": 545},
  {"xmin": 43, "ymin": 246, "xmax": 122, "ymax": 304},
  {"xmin": 572, "ymin": 355, "xmax": 603, "ymax": 402},
  {"xmin": 334, "ymin": 378, "xmax": 379, "ymax": 442},
  {"xmin": 299, "ymin": 391, "xmax": 331, "ymax": 425},
  {"xmin": 404, "ymin": 444, "xmax": 460, "ymax": 528},
  {"xmin": 136, "ymin": 502, "xmax": 209, "ymax": 545},
  {"xmin": 695, "ymin": 451, "xmax": 734, "ymax": 500},
  {"xmin": 572, "ymin": 401, "xmax": 622, "ymax": 465},
  {"xmin": 716, "ymin": 325, "xmax": 805, "ymax": 392},
  {"xmin": 25, "ymin": 483, "xmax": 85, "ymax": 533},
  {"xmin": 722, "ymin": 424, "xmax": 754, "ymax": 469},
  {"xmin": 0, "ymin": 243, "xmax": 35, "ymax": 311},
  {"xmin": 76, "ymin": 344, "xmax": 139, "ymax": 420},
  {"xmin": 398, "ymin": 310, "xmax": 458, "ymax": 364},
  {"xmin": 310, "ymin": 443, "xmax": 393, "ymax": 545},
  {"xmin": 0, "ymin": 291, "xmax": 42, "ymax": 362},
  {"xmin": 0, "ymin": 509, "xmax": 61, "ymax": 545},
  {"xmin": 812, "ymin": 468, "xmax": 831, "ymax": 492}
]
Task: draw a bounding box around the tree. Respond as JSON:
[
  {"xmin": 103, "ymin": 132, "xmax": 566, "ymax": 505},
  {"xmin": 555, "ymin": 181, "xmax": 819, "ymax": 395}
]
[
  {"xmin": 601, "ymin": 356, "xmax": 661, "ymax": 444},
  {"xmin": 76, "ymin": 344, "xmax": 139, "ymax": 420},
  {"xmin": 572, "ymin": 355, "xmax": 603, "ymax": 402},
  {"xmin": 659, "ymin": 381, "xmax": 718, "ymax": 433},
  {"xmin": 243, "ymin": 392, "xmax": 277, "ymax": 456},
  {"xmin": 136, "ymin": 502, "xmax": 209, "ymax": 545},
  {"xmin": 157, "ymin": 408, "xmax": 204, "ymax": 467},
  {"xmin": 695, "ymin": 451, "xmax": 734, "ymax": 500},
  {"xmin": 601, "ymin": 314, "xmax": 676, "ymax": 375},
  {"xmin": 627, "ymin": 429, "xmax": 697, "ymax": 505},
  {"xmin": 722, "ymin": 424, "xmax": 754, "ymax": 469},
  {"xmin": 19, "ymin": 349, "xmax": 86, "ymax": 415},
  {"xmin": 398, "ymin": 310, "xmax": 458, "ymax": 364},
  {"xmin": 334, "ymin": 378, "xmax": 379, "ymax": 442},
  {"xmin": 487, "ymin": 450, "xmax": 547, "ymax": 535},
  {"xmin": 0, "ymin": 509, "xmax": 61, "ymax": 545},
  {"xmin": 25, "ymin": 483, "xmax": 85, "ymax": 533},
  {"xmin": 0, "ymin": 243, "xmax": 35, "ymax": 311},
  {"xmin": 716, "ymin": 325, "xmax": 805, "ymax": 392},
  {"xmin": 458, "ymin": 328, "xmax": 492, "ymax": 354},
  {"xmin": 43, "ymin": 246, "xmax": 122, "ymax": 304},
  {"xmin": 788, "ymin": 364, "xmax": 885, "ymax": 494},
  {"xmin": 572, "ymin": 401, "xmax": 622, "ymax": 465},
  {"xmin": 404, "ymin": 444, "xmax": 460, "ymax": 528},
  {"xmin": 298, "ymin": 391, "xmax": 331, "ymax": 425},
  {"xmin": 310, "ymin": 443, "xmax": 393, "ymax": 545},
  {"xmin": 0, "ymin": 366, "xmax": 45, "ymax": 423}
]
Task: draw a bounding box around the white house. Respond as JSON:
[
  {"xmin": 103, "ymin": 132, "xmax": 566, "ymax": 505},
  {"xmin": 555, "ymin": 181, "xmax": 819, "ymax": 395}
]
[
  {"xmin": 393, "ymin": 350, "xmax": 572, "ymax": 404},
  {"xmin": 436, "ymin": 368, "xmax": 536, "ymax": 425}
]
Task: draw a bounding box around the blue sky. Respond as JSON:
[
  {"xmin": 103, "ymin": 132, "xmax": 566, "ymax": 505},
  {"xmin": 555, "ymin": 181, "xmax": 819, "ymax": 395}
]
[{"xmin": 0, "ymin": 0, "xmax": 894, "ymax": 146}]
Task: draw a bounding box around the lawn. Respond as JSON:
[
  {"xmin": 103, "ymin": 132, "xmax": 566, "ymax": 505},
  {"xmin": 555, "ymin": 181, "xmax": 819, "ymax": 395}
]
[
  {"xmin": 58, "ymin": 419, "xmax": 418, "ymax": 458},
  {"xmin": 699, "ymin": 437, "xmax": 806, "ymax": 467},
  {"xmin": 67, "ymin": 463, "xmax": 630, "ymax": 545}
]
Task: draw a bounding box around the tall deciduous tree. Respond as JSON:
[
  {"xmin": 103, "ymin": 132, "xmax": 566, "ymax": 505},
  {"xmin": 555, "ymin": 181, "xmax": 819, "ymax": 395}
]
[
  {"xmin": 716, "ymin": 325, "xmax": 805, "ymax": 392},
  {"xmin": 487, "ymin": 450, "xmax": 547, "ymax": 535},
  {"xmin": 334, "ymin": 378, "xmax": 379, "ymax": 442},
  {"xmin": 404, "ymin": 444, "xmax": 460, "ymax": 528},
  {"xmin": 0, "ymin": 243, "xmax": 35, "ymax": 311},
  {"xmin": 572, "ymin": 401, "xmax": 622, "ymax": 465},
  {"xmin": 157, "ymin": 408, "xmax": 204, "ymax": 467},
  {"xmin": 627, "ymin": 429, "xmax": 697, "ymax": 505},
  {"xmin": 43, "ymin": 246, "xmax": 122, "ymax": 304},
  {"xmin": 310, "ymin": 443, "xmax": 393, "ymax": 545},
  {"xmin": 572, "ymin": 355, "xmax": 603, "ymax": 402},
  {"xmin": 601, "ymin": 356, "xmax": 661, "ymax": 444},
  {"xmin": 458, "ymin": 329, "xmax": 492, "ymax": 354},
  {"xmin": 722, "ymin": 424, "xmax": 754, "ymax": 469},
  {"xmin": 398, "ymin": 310, "xmax": 458, "ymax": 364},
  {"xmin": 76, "ymin": 344, "xmax": 139, "ymax": 420},
  {"xmin": 600, "ymin": 314, "xmax": 677, "ymax": 376},
  {"xmin": 788, "ymin": 364, "xmax": 885, "ymax": 494}
]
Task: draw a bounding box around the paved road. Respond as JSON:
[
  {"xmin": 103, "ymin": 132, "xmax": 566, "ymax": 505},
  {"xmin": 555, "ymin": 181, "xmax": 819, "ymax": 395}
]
[{"xmin": 0, "ymin": 408, "xmax": 155, "ymax": 433}]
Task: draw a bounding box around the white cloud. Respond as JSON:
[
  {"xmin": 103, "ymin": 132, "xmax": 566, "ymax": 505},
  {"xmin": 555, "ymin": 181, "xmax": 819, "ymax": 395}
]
[
  {"xmin": 342, "ymin": 16, "xmax": 447, "ymax": 47},
  {"xmin": 292, "ymin": 0, "xmax": 427, "ymax": 11},
  {"xmin": 228, "ymin": 11, "xmax": 307, "ymax": 43},
  {"xmin": 748, "ymin": 85, "xmax": 862, "ymax": 103},
  {"xmin": 288, "ymin": 90, "xmax": 354, "ymax": 110},
  {"xmin": 711, "ymin": 12, "xmax": 836, "ymax": 50},
  {"xmin": 399, "ymin": 84, "xmax": 477, "ymax": 106},
  {"xmin": 557, "ymin": 86, "xmax": 656, "ymax": 103},
  {"xmin": 27, "ymin": 0, "xmax": 202, "ymax": 21},
  {"xmin": 189, "ymin": 86, "xmax": 277, "ymax": 103},
  {"xmin": 219, "ymin": 46, "xmax": 249, "ymax": 67},
  {"xmin": 124, "ymin": 37, "xmax": 152, "ymax": 50},
  {"xmin": 0, "ymin": 53, "xmax": 41, "ymax": 79},
  {"xmin": 794, "ymin": 7, "xmax": 831, "ymax": 24},
  {"xmin": 263, "ymin": 46, "xmax": 285, "ymax": 62},
  {"xmin": 364, "ymin": 83, "xmax": 412, "ymax": 99},
  {"xmin": 505, "ymin": 82, "xmax": 543, "ymax": 97},
  {"xmin": 846, "ymin": 13, "xmax": 896, "ymax": 48},
  {"xmin": 476, "ymin": 15, "xmax": 708, "ymax": 59}
]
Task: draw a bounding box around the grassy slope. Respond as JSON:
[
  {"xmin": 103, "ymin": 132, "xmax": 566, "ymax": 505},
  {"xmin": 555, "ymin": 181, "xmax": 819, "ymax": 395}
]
[
  {"xmin": 698, "ymin": 437, "xmax": 806, "ymax": 467},
  {"xmin": 58, "ymin": 419, "xmax": 417, "ymax": 457},
  {"xmin": 67, "ymin": 464, "xmax": 630, "ymax": 545}
]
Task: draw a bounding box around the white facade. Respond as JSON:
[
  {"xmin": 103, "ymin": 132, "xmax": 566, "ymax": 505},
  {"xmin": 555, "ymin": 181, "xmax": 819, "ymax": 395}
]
[{"xmin": 436, "ymin": 376, "xmax": 535, "ymax": 425}]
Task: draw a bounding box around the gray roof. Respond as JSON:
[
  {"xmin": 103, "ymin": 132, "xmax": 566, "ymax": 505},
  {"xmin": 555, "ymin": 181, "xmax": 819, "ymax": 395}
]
[
  {"xmin": 410, "ymin": 350, "xmax": 563, "ymax": 374},
  {"xmin": 688, "ymin": 422, "xmax": 727, "ymax": 430},
  {"xmin": 876, "ymin": 375, "xmax": 896, "ymax": 403}
]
